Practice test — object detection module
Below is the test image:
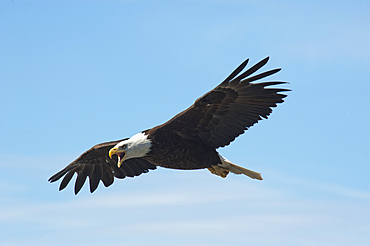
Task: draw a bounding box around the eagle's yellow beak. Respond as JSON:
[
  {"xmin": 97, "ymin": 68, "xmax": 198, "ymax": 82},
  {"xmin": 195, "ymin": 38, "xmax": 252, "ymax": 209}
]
[{"xmin": 109, "ymin": 147, "xmax": 126, "ymax": 168}]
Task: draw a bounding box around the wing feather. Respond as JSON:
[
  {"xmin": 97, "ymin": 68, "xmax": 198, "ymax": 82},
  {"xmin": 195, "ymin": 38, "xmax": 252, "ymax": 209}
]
[
  {"xmin": 89, "ymin": 163, "xmax": 103, "ymax": 193},
  {"xmin": 229, "ymin": 57, "xmax": 270, "ymax": 85},
  {"xmin": 59, "ymin": 170, "xmax": 75, "ymax": 191},
  {"xmin": 75, "ymin": 165, "xmax": 89, "ymax": 194},
  {"xmin": 101, "ymin": 162, "xmax": 114, "ymax": 187}
]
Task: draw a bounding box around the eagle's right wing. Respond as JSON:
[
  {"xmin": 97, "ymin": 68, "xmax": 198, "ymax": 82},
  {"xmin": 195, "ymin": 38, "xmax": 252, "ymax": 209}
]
[{"xmin": 48, "ymin": 139, "xmax": 157, "ymax": 194}]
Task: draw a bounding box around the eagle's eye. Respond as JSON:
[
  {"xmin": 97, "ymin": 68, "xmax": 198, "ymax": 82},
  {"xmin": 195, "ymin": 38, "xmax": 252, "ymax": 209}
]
[{"xmin": 121, "ymin": 144, "xmax": 128, "ymax": 149}]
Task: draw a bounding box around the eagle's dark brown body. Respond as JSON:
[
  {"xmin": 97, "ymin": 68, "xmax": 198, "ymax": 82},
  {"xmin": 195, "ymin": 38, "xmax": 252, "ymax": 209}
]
[
  {"xmin": 144, "ymin": 127, "xmax": 221, "ymax": 170},
  {"xmin": 49, "ymin": 57, "xmax": 289, "ymax": 194}
]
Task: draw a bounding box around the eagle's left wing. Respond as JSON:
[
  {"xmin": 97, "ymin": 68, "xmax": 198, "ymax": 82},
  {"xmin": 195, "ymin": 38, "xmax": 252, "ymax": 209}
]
[{"xmin": 155, "ymin": 57, "xmax": 289, "ymax": 149}]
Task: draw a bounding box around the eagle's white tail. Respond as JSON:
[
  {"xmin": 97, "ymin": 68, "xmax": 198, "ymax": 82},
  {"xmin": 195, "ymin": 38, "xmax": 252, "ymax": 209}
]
[{"xmin": 207, "ymin": 155, "xmax": 263, "ymax": 180}]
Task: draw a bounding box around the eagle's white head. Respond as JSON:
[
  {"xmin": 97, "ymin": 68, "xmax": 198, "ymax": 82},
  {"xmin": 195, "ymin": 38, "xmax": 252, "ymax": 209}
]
[{"xmin": 109, "ymin": 132, "xmax": 152, "ymax": 167}]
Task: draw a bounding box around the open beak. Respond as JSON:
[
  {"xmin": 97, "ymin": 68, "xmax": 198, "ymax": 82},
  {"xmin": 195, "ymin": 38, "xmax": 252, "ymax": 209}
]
[{"xmin": 109, "ymin": 147, "xmax": 126, "ymax": 168}]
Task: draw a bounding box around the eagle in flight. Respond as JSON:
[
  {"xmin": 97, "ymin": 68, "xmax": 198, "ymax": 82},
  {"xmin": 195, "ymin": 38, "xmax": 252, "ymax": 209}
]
[{"xmin": 49, "ymin": 57, "xmax": 289, "ymax": 194}]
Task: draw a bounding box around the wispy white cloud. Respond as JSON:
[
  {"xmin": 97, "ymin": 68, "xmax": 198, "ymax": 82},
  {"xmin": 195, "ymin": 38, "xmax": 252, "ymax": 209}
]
[
  {"xmin": 1, "ymin": 167, "xmax": 369, "ymax": 246},
  {"xmin": 267, "ymin": 168, "xmax": 370, "ymax": 200}
]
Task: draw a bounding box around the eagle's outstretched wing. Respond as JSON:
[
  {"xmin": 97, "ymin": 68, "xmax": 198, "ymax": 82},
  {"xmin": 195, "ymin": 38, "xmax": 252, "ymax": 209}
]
[
  {"xmin": 156, "ymin": 57, "xmax": 289, "ymax": 148},
  {"xmin": 48, "ymin": 139, "xmax": 156, "ymax": 194}
]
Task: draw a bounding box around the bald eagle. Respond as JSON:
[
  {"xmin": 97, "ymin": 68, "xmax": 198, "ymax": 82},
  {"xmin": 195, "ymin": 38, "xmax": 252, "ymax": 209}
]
[{"xmin": 49, "ymin": 57, "xmax": 289, "ymax": 194}]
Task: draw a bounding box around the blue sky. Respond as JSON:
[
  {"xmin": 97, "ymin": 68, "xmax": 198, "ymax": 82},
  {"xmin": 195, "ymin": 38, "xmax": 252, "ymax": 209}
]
[{"xmin": 1, "ymin": 0, "xmax": 369, "ymax": 245}]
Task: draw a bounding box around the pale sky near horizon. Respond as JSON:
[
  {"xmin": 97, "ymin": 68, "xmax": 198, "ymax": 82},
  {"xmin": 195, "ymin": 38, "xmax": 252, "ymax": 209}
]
[{"xmin": 1, "ymin": 1, "xmax": 370, "ymax": 246}]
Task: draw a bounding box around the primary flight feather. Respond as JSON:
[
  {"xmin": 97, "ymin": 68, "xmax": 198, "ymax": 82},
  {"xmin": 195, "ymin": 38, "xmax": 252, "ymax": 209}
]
[{"xmin": 49, "ymin": 57, "xmax": 289, "ymax": 194}]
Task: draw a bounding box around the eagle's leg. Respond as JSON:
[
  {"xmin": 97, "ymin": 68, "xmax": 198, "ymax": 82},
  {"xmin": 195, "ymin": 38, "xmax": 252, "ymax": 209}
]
[{"xmin": 207, "ymin": 166, "xmax": 229, "ymax": 178}]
